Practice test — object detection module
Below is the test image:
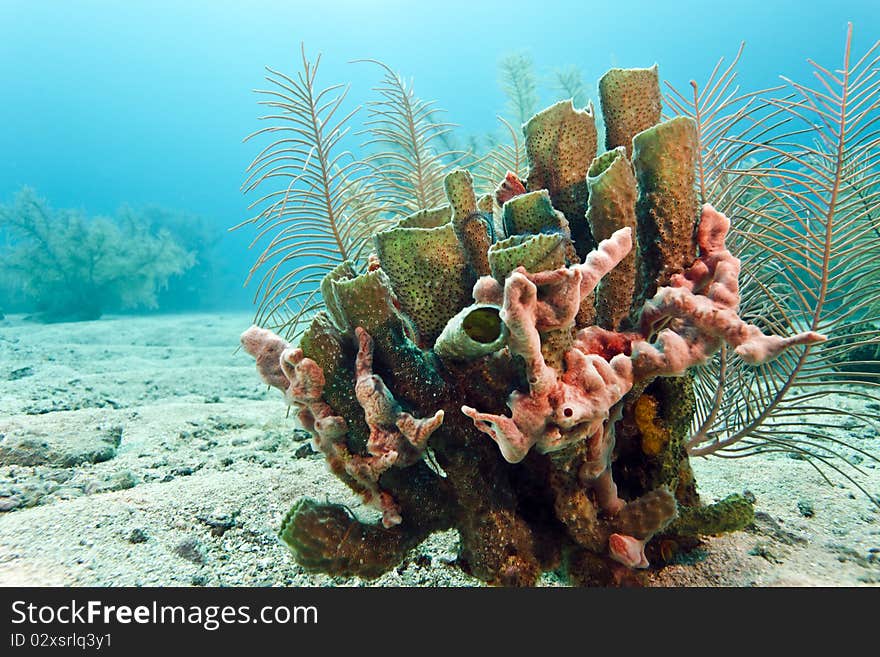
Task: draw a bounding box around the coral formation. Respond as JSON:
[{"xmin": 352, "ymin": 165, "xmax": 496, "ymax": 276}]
[
  {"xmin": 242, "ymin": 62, "xmax": 829, "ymax": 586},
  {"xmin": 462, "ymin": 227, "xmax": 634, "ymax": 465}
]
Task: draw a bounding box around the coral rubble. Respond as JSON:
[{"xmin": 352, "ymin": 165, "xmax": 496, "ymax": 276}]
[{"xmin": 241, "ymin": 64, "xmax": 825, "ymax": 586}]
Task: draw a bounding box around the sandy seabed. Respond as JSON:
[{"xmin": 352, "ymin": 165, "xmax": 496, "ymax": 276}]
[{"xmin": 0, "ymin": 312, "xmax": 877, "ymax": 587}]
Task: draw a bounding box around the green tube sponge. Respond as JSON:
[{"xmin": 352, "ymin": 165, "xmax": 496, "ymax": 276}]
[
  {"xmin": 524, "ymin": 100, "xmax": 597, "ymax": 257},
  {"xmin": 487, "ymin": 232, "xmax": 567, "ymax": 282},
  {"xmin": 477, "ymin": 193, "xmax": 494, "ymax": 214},
  {"xmin": 320, "ymin": 260, "xmax": 357, "ymax": 331},
  {"xmin": 598, "ymin": 65, "xmax": 662, "ymax": 157},
  {"xmin": 329, "ymin": 268, "xmax": 407, "ymax": 337},
  {"xmin": 445, "ymin": 168, "xmax": 477, "ymax": 218},
  {"xmin": 397, "ymin": 204, "xmax": 452, "ymax": 229},
  {"xmin": 612, "ymin": 488, "xmax": 678, "ymax": 540},
  {"xmin": 631, "ymin": 116, "xmax": 699, "ymax": 310},
  {"xmin": 586, "ymin": 147, "xmax": 638, "ymax": 330},
  {"xmin": 374, "ymin": 223, "xmax": 474, "ymax": 346},
  {"xmin": 279, "ymin": 498, "xmax": 427, "ymax": 579},
  {"xmin": 668, "ymin": 493, "xmax": 755, "ymax": 537},
  {"xmin": 445, "ymin": 169, "xmax": 492, "ymax": 276},
  {"xmin": 434, "ymin": 303, "xmax": 508, "ymax": 361},
  {"xmin": 501, "ymin": 189, "xmax": 568, "ymax": 237}
]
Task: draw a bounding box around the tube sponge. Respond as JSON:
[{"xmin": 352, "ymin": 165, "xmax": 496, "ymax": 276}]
[
  {"xmin": 397, "ymin": 205, "xmax": 452, "ymax": 229},
  {"xmin": 240, "ymin": 79, "xmax": 838, "ymax": 584},
  {"xmin": 668, "ymin": 493, "xmax": 755, "ymax": 537},
  {"xmin": 613, "ymin": 488, "xmax": 678, "ymax": 540},
  {"xmin": 329, "ymin": 269, "xmax": 409, "ymax": 339},
  {"xmin": 502, "ymin": 189, "xmax": 569, "ymax": 237},
  {"xmin": 445, "ymin": 169, "xmax": 492, "ymax": 277},
  {"xmin": 608, "ymin": 489, "xmax": 677, "ymax": 569},
  {"xmin": 631, "ymin": 116, "xmax": 700, "ymax": 308},
  {"xmin": 279, "ymin": 499, "xmax": 427, "ymax": 579},
  {"xmin": 374, "ymin": 223, "xmax": 474, "ymax": 346},
  {"xmin": 320, "ymin": 261, "xmax": 357, "ymax": 331},
  {"xmin": 524, "ymin": 100, "xmax": 597, "ymax": 257},
  {"xmin": 598, "ymin": 65, "xmax": 662, "ymax": 157},
  {"xmin": 586, "ymin": 146, "xmax": 639, "ymax": 330},
  {"xmin": 488, "ymin": 232, "xmax": 568, "ymax": 282},
  {"xmin": 433, "ymin": 303, "xmax": 508, "ymax": 361}
]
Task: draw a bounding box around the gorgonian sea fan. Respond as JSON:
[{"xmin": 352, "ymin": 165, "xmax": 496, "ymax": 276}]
[
  {"xmin": 667, "ymin": 24, "xmax": 880, "ymax": 500},
  {"xmin": 237, "ymin": 47, "xmax": 458, "ymax": 339}
]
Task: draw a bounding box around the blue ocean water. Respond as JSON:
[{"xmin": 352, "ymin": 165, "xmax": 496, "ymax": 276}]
[{"xmin": 0, "ymin": 0, "xmax": 877, "ymax": 310}]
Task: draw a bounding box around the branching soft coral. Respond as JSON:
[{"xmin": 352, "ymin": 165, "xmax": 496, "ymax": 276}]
[{"xmin": 0, "ymin": 188, "xmax": 193, "ymax": 321}]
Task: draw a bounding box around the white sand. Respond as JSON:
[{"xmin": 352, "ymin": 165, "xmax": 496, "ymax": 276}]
[{"xmin": 0, "ymin": 312, "xmax": 877, "ymax": 586}]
